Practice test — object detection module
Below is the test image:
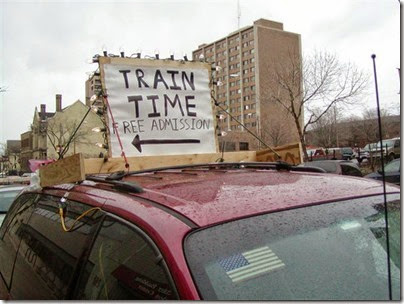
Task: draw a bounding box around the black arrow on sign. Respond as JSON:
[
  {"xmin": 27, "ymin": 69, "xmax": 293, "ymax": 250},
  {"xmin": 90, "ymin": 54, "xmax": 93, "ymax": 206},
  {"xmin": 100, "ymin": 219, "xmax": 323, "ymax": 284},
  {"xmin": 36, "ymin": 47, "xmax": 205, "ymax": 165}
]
[{"xmin": 131, "ymin": 134, "xmax": 201, "ymax": 153}]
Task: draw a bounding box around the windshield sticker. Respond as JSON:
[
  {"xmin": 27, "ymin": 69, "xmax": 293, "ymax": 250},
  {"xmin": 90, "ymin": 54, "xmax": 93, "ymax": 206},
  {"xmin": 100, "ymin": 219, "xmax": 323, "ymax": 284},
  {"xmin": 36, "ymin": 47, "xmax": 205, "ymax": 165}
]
[{"xmin": 218, "ymin": 246, "xmax": 285, "ymax": 283}]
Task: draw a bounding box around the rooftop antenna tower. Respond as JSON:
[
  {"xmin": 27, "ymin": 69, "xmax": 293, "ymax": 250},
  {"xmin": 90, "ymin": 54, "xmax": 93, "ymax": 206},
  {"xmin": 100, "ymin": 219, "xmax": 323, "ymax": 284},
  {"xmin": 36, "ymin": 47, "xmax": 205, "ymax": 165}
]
[{"xmin": 237, "ymin": 0, "xmax": 241, "ymax": 29}]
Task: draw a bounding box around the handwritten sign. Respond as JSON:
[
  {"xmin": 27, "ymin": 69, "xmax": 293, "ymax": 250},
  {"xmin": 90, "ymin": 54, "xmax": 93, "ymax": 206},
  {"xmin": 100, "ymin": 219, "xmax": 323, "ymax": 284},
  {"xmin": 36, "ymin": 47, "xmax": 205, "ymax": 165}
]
[
  {"xmin": 256, "ymin": 142, "xmax": 303, "ymax": 165},
  {"xmin": 99, "ymin": 57, "xmax": 217, "ymax": 157}
]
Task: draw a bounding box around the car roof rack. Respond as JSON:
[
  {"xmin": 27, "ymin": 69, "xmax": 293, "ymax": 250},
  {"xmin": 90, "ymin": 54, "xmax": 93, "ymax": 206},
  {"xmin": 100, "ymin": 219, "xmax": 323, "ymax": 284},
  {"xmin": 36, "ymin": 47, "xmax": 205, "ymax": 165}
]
[
  {"xmin": 95, "ymin": 161, "xmax": 325, "ymax": 181},
  {"xmin": 85, "ymin": 176, "xmax": 144, "ymax": 193}
]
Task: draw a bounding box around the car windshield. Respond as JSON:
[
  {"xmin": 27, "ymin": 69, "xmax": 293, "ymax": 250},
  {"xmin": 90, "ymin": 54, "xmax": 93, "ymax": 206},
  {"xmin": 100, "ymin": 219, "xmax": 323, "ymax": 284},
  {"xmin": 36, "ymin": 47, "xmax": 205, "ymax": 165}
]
[
  {"xmin": 0, "ymin": 189, "xmax": 22, "ymax": 212},
  {"xmin": 341, "ymin": 148, "xmax": 353, "ymax": 153},
  {"xmin": 184, "ymin": 194, "xmax": 400, "ymax": 300},
  {"xmin": 377, "ymin": 140, "xmax": 395, "ymax": 148},
  {"xmin": 364, "ymin": 144, "xmax": 376, "ymax": 150}
]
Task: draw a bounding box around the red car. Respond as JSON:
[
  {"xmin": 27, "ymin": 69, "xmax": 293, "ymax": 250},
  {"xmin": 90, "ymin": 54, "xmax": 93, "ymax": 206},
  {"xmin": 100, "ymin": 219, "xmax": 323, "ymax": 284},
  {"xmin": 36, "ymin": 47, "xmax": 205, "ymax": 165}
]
[{"xmin": 0, "ymin": 162, "xmax": 400, "ymax": 300}]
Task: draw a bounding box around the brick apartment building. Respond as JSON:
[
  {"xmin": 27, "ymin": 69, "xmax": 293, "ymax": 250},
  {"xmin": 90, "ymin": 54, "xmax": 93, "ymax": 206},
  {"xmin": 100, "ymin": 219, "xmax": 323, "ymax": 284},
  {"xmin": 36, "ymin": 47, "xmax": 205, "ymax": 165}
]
[
  {"xmin": 85, "ymin": 73, "xmax": 102, "ymax": 107},
  {"xmin": 193, "ymin": 18, "xmax": 302, "ymax": 151}
]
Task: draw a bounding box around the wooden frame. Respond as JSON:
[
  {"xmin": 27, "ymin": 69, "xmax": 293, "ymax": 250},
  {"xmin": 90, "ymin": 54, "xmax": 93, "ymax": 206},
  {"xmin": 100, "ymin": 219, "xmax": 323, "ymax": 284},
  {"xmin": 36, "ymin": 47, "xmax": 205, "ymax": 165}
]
[{"xmin": 38, "ymin": 142, "xmax": 302, "ymax": 187}]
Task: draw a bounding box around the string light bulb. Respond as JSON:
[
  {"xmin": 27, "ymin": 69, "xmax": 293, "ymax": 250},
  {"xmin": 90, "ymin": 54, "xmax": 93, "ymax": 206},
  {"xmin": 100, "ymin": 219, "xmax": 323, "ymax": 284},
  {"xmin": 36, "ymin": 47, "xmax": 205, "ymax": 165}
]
[
  {"xmin": 92, "ymin": 127, "xmax": 106, "ymax": 133},
  {"xmin": 119, "ymin": 46, "xmax": 125, "ymax": 58},
  {"xmin": 91, "ymin": 105, "xmax": 104, "ymax": 115},
  {"xmin": 95, "ymin": 143, "xmax": 109, "ymax": 149}
]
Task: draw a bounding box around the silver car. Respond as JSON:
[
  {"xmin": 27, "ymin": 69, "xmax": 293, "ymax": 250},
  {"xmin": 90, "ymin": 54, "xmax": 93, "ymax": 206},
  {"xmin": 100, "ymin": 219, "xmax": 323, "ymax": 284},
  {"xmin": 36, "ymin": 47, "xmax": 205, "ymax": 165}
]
[{"xmin": 0, "ymin": 185, "xmax": 25, "ymax": 227}]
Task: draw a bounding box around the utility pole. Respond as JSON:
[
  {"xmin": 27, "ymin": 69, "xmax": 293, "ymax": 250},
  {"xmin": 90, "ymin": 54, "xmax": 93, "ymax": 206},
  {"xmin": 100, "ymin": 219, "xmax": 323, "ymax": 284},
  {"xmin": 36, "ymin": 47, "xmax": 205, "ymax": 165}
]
[{"xmin": 334, "ymin": 105, "xmax": 339, "ymax": 147}]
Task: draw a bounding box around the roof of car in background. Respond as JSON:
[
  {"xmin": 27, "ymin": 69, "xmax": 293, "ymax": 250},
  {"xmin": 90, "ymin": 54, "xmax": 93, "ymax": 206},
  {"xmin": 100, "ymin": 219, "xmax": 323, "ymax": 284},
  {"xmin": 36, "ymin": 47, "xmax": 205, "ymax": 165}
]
[{"xmin": 0, "ymin": 185, "xmax": 26, "ymax": 191}]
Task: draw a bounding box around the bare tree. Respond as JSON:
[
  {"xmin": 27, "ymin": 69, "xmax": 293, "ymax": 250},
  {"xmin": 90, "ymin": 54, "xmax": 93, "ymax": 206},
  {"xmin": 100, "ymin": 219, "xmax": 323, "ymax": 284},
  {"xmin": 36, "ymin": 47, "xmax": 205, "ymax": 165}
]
[
  {"xmin": 355, "ymin": 107, "xmax": 390, "ymax": 144},
  {"xmin": 46, "ymin": 120, "xmax": 88, "ymax": 159},
  {"xmin": 263, "ymin": 50, "xmax": 368, "ymax": 160},
  {"xmin": 263, "ymin": 112, "xmax": 291, "ymax": 147},
  {"xmin": 309, "ymin": 108, "xmax": 336, "ymax": 148}
]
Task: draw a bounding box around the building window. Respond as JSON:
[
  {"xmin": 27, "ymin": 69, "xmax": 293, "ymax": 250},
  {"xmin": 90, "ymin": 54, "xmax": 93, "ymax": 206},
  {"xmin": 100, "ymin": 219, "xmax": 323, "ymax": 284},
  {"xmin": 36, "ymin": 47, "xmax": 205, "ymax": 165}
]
[{"xmin": 239, "ymin": 142, "xmax": 249, "ymax": 151}]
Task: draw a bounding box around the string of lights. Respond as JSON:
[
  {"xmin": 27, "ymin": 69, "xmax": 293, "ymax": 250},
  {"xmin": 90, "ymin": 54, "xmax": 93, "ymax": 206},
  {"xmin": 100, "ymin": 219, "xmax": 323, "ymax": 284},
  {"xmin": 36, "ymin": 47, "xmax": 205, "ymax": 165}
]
[{"xmin": 87, "ymin": 48, "xmax": 192, "ymax": 63}]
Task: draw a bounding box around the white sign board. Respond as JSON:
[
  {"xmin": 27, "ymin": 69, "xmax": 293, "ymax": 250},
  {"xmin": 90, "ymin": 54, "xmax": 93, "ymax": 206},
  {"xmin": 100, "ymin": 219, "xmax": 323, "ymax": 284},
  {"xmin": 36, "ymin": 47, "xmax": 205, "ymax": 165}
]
[{"xmin": 100, "ymin": 58, "xmax": 217, "ymax": 157}]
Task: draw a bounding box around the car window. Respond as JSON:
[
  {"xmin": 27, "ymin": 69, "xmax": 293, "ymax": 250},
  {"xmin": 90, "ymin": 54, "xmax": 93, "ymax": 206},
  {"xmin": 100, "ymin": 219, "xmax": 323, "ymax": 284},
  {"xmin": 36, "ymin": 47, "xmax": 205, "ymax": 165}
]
[
  {"xmin": 9, "ymin": 194, "xmax": 103, "ymax": 299},
  {"xmin": 76, "ymin": 216, "xmax": 178, "ymax": 300},
  {"xmin": 341, "ymin": 164, "xmax": 362, "ymax": 177},
  {"xmin": 384, "ymin": 160, "xmax": 400, "ymax": 173},
  {"xmin": 0, "ymin": 194, "xmax": 37, "ymax": 288},
  {"xmin": 184, "ymin": 194, "xmax": 400, "ymax": 300},
  {"xmin": 0, "ymin": 189, "xmax": 22, "ymax": 213},
  {"xmin": 394, "ymin": 140, "xmax": 400, "ymax": 148}
]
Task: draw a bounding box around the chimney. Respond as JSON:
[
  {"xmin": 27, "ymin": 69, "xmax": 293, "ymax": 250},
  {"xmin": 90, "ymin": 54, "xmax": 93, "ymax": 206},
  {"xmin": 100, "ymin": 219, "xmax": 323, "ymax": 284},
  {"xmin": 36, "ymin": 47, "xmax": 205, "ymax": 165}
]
[
  {"xmin": 56, "ymin": 94, "xmax": 62, "ymax": 112},
  {"xmin": 40, "ymin": 104, "xmax": 46, "ymax": 120}
]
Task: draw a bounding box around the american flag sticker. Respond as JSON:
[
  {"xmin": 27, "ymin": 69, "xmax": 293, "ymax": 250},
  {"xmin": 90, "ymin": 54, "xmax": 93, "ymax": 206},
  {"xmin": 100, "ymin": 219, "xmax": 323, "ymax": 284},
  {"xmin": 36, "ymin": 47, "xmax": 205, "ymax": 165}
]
[{"xmin": 218, "ymin": 246, "xmax": 285, "ymax": 283}]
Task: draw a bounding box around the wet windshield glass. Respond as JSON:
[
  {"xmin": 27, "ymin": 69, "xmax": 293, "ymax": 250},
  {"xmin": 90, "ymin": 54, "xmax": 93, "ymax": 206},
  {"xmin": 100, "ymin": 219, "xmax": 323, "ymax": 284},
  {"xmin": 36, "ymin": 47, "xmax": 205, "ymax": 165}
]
[{"xmin": 184, "ymin": 194, "xmax": 400, "ymax": 300}]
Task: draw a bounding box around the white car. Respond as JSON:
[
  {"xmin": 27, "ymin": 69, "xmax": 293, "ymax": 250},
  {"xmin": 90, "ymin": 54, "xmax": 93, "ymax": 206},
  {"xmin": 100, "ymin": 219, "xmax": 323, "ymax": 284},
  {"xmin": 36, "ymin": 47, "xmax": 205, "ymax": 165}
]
[{"xmin": 0, "ymin": 185, "xmax": 26, "ymax": 227}]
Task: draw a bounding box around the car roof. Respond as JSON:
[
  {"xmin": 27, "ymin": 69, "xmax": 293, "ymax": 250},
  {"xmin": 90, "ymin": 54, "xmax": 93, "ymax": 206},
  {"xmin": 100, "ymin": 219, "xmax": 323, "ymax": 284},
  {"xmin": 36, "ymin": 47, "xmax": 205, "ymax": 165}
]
[
  {"xmin": 0, "ymin": 185, "xmax": 26, "ymax": 191},
  {"xmin": 44, "ymin": 164, "xmax": 400, "ymax": 228}
]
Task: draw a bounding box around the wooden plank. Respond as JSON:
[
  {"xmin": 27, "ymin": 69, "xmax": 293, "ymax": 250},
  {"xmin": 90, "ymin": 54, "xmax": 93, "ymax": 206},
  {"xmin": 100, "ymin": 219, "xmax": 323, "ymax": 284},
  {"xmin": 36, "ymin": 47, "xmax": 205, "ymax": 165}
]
[
  {"xmin": 256, "ymin": 142, "xmax": 303, "ymax": 165},
  {"xmin": 39, "ymin": 153, "xmax": 85, "ymax": 187},
  {"xmin": 84, "ymin": 151, "xmax": 256, "ymax": 174}
]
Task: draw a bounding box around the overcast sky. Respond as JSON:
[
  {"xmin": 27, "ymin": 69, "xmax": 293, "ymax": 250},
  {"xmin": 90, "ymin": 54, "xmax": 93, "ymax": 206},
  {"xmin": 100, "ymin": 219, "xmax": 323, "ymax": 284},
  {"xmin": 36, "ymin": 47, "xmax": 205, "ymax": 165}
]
[{"xmin": 0, "ymin": 0, "xmax": 400, "ymax": 142}]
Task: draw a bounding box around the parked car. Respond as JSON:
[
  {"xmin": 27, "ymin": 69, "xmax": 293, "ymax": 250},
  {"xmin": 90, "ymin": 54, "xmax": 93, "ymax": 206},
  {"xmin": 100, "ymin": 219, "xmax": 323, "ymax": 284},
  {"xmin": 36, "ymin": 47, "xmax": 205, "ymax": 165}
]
[
  {"xmin": 0, "ymin": 162, "xmax": 400, "ymax": 300},
  {"xmin": 299, "ymin": 160, "xmax": 362, "ymax": 177},
  {"xmin": 0, "ymin": 185, "xmax": 26, "ymax": 227},
  {"xmin": 306, "ymin": 148, "xmax": 327, "ymax": 160},
  {"xmin": 340, "ymin": 147, "xmax": 354, "ymax": 160},
  {"xmin": 365, "ymin": 158, "xmax": 400, "ymax": 185},
  {"xmin": 357, "ymin": 143, "xmax": 377, "ymax": 162},
  {"xmin": 372, "ymin": 138, "xmax": 401, "ymax": 162}
]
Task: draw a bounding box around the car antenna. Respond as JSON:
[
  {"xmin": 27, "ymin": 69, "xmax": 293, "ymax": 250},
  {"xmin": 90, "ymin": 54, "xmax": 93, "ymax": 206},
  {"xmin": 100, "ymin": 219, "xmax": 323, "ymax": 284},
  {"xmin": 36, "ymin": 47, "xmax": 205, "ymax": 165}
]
[
  {"xmin": 371, "ymin": 54, "xmax": 392, "ymax": 300},
  {"xmin": 211, "ymin": 92, "xmax": 281, "ymax": 160}
]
